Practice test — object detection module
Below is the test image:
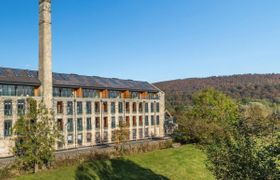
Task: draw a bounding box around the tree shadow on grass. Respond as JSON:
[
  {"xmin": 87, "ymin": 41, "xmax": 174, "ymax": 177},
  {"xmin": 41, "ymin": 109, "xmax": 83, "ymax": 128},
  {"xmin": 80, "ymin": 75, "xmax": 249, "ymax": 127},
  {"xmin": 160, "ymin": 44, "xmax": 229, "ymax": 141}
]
[{"xmin": 75, "ymin": 158, "xmax": 169, "ymax": 180}]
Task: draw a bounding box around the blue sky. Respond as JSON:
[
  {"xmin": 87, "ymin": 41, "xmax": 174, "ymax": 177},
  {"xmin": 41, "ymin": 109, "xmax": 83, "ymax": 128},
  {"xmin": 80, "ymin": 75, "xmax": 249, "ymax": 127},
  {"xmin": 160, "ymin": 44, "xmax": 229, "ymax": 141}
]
[{"xmin": 0, "ymin": 0, "xmax": 279, "ymax": 82}]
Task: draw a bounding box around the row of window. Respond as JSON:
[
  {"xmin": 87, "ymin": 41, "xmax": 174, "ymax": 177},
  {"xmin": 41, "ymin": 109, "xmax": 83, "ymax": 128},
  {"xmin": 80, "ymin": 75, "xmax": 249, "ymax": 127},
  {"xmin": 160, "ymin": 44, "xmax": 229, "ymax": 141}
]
[
  {"xmin": 53, "ymin": 87, "xmax": 159, "ymax": 99},
  {"xmin": 0, "ymin": 85, "xmax": 34, "ymax": 97},
  {"xmin": 3, "ymin": 115, "xmax": 160, "ymax": 138},
  {"xmin": 4, "ymin": 116, "xmax": 160, "ymax": 137},
  {"xmin": 1, "ymin": 100, "xmax": 160, "ymax": 117},
  {"xmin": 63, "ymin": 128, "xmax": 151, "ymax": 146},
  {"xmin": 57, "ymin": 116, "xmax": 160, "ymax": 133},
  {"xmin": 57, "ymin": 101, "xmax": 160, "ymax": 115},
  {"xmin": 0, "ymin": 85, "xmax": 159, "ymax": 100},
  {"xmin": 3, "ymin": 100, "xmax": 25, "ymax": 116}
]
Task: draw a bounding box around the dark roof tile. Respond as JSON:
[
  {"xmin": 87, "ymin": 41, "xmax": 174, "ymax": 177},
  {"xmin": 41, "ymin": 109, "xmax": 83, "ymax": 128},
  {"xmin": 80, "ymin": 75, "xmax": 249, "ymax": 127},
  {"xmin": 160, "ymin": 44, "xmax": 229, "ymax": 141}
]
[{"xmin": 0, "ymin": 67, "xmax": 159, "ymax": 92}]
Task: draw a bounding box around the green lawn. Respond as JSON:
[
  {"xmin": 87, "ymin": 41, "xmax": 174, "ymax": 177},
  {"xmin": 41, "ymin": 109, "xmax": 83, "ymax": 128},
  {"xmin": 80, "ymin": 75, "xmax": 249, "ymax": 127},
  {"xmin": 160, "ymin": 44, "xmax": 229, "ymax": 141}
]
[{"xmin": 13, "ymin": 145, "xmax": 214, "ymax": 180}]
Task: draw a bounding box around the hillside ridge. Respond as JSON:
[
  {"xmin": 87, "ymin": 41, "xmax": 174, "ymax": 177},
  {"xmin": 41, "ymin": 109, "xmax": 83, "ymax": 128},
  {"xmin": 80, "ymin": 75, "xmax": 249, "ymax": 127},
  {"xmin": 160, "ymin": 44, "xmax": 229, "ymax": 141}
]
[{"xmin": 154, "ymin": 73, "xmax": 280, "ymax": 105}]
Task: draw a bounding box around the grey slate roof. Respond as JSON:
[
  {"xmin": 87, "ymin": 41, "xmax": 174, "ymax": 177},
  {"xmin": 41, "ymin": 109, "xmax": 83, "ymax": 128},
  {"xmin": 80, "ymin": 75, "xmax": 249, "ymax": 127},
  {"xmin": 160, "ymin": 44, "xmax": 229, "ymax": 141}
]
[{"xmin": 0, "ymin": 67, "xmax": 159, "ymax": 92}]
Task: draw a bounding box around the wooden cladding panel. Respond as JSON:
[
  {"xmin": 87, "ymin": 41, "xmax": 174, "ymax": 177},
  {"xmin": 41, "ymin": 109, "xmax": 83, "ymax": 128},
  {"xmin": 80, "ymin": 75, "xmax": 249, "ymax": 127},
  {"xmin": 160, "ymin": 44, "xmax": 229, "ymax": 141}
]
[
  {"xmin": 75, "ymin": 88, "xmax": 83, "ymax": 98},
  {"xmin": 101, "ymin": 90, "xmax": 108, "ymax": 98},
  {"xmin": 121, "ymin": 90, "xmax": 131, "ymax": 99},
  {"xmin": 140, "ymin": 92, "xmax": 148, "ymax": 99},
  {"xmin": 34, "ymin": 86, "xmax": 40, "ymax": 96}
]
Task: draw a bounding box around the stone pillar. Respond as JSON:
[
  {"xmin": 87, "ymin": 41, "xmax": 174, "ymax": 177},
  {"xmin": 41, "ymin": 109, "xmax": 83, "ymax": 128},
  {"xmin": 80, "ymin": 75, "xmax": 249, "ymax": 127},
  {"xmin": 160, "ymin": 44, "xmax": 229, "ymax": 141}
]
[
  {"xmin": 159, "ymin": 92, "xmax": 165, "ymax": 137},
  {"xmin": 39, "ymin": 0, "xmax": 53, "ymax": 110}
]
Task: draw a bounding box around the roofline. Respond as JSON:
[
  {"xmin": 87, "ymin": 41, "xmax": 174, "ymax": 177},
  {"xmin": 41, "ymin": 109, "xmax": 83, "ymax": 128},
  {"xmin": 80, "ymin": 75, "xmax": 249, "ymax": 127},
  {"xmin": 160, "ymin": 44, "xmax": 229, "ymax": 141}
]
[
  {"xmin": 0, "ymin": 80, "xmax": 40, "ymax": 86},
  {"xmin": 150, "ymin": 83, "xmax": 164, "ymax": 93}
]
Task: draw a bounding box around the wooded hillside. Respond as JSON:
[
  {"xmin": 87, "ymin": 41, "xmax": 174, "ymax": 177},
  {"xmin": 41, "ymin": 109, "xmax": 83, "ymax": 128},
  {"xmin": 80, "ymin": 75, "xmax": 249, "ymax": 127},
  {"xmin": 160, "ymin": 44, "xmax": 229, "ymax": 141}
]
[{"xmin": 154, "ymin": 74, "xmax": 280, "ymax": 105}]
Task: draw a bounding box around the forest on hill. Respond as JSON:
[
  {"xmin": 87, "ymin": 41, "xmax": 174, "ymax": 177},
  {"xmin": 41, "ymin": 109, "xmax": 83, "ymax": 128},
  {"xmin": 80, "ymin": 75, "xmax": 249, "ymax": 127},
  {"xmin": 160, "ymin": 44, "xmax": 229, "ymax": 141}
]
[{"xmin": 154, "ymin": 74, "xmax": 280, "ymax": 106}]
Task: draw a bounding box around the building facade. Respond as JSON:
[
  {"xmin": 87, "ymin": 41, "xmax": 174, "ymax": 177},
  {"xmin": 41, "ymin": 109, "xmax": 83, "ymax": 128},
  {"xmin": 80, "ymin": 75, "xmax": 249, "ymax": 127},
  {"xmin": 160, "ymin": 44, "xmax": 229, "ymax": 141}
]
[
  {"xmin": 0, "ymin": 74, "xmax": 165, "ymax": 157},
  {"xmin": 0, "ymin": 0, "xmax": 165, "ymax": 158}
]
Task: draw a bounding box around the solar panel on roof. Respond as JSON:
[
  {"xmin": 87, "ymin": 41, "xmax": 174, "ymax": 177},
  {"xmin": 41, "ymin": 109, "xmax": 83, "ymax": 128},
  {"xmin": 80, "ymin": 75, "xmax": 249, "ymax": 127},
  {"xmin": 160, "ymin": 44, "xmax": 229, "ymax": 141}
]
[
  {"xmin": 27, "ymin": 71, "xmax": 34, "ymax": 78},
  {"xmin": 53, "ymin": 73, "xmax": 62, "ymax": 80},
  {"xmin": 0, "ymin": 67, "xmax": 158, "ymax": 92},
  {"xmin": 14, "ymin": 69, "xmax": 21, "ymax": 77},
  {"xmin": 0, "ymin": 68, "xmax": 4, "ymax": 76},
  {"xmin": 61, "ymin": 74, "xmax": 70, "ymax": 81}
]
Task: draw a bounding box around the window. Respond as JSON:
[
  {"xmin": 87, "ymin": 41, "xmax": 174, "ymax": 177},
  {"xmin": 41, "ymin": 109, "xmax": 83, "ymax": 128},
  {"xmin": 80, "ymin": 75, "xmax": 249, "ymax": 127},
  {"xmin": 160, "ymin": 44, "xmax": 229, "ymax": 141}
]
[
  {"xmin": 139, "ymin": 128, "xmax": 143, "ymax": 139},
  {"xmin": 103, "ymin": 132, "xmax": 108, "ymax": 143},
  {"xmin": 104, "ymin": 117, "xmax": 108, "ymax": 128},
  {"xmin": 151, "ymin": 116, "xmax": 155, "ymax": 125},
  {"xmin": 4, "ymin": 120, "xmax": 12, "ymax": 137},
  {"xmin": 53, "ymin": 88, "xmax": 73, "ymax": 97},
  {"xmin": 151, "ymin": 103, "xmax": 154, "ymax": 113},
  {"xmin": 87, "ymin": 133, "xmax": 92, "ymax": 142},
  {"xmin": 145, "ymin": 116, "xmax": 149, "ymax": 126},
  {"xmin": 139, "ymin": 116, "xmax": 143, "ymax": 126},
  {"xmin": 67, "ymin": 118, "xmax": 73, "ymax": 132},
  {"xmin": 132, "ymin": 102, "xmax": 137, "ymax": 113},
  {"xmin": 95, "ymin": 102, "xmax": 100, "ymax": 113},
  {"xmin": 67, "ymin": 134, "xmax": 73, "ymax": 144},
  {"xmin": 77, "ymin": 118, "xmax": 83, "ymax": 131},
  {"xmin": 111, "ymin": 131, "xmax": 116, "ymax": 142},
  {"xmin": 83, "ymin": 89, "xmax": 100, "ymax": 98},
  {"xmin": 95, "ymin": 132, "xmax": 101, "ymax": 144},
  {"xmin": 103, "ymin": 102, "xmax": 108, "ymax": 113},
  {"xmin": 57, "ymin": 119, "xmax": 63, "ymax": 131},
  {"xmin": 86, "ymin": 102, "xmax": 92, "ymax": 114},
  {"xmin": 95, "ymin": 117, "xmax": 100, "ymax": 129},
  {"xmin": 67, "ymin": 102, "xmax": 73, "ymax": 115},
  {"xmin": 156, "ymin": 103, "xmax": 160, "ymax": 113},
  {"xmin": 0, "ymin": 85, "xmax": 33, "ymax": 96},
  {"xmin": 156, "ymin": 116, "xmax": 160, "ymax": 125},
  {"xmin": 119, "ymin": 116, "xmax": 123, "ymax": 125},
  {"xmin": 16, "ymin": 86, "xmax": 34, "ymax": 96},
  {"xmin": 145, "ymin": 103, "xmax": 149, "ymax": 113},
  {"xmin": 17, "ymin": 100, "xmax": 25, "ymax": 116},
  {"xmin": 131, "ymin": 92, "xmax": 140, "ymax": 99},
  {"xmin": 109, "ymin": 91, "xmax": 120, "ymax": 98},
  {"xmin": 118, "ymin": 102, "xmax": 123, "ymax": 113},
  {"xmin": 125, "ymin": 102, "xmax": 130, "ymax": 113},
  {"xmin": 111, "ymin": 117, "xmax": 116, "ymax": 129},
  {"xmin": 133, "ymin": 129, "xmax": 137, "ymax": 140},
  {"xmin": 57, "ymin": 141, "xmax": 63, "ymax": 149},
  {"xmin": 4, "ymin": 100, "xmax": 12, "ymax": 116},
  {"xmin": 111, "ymin": 102, "xmax": 116, "ymax": 114},
  {"xmin": 139, "ymin": 103, "xmax": 143, "ymax": 113},
  {"xmin": 86, "ymin": 118, "xmax": 92, "ymax": 130},
  {"xmin": 149, "ymin": 93, "xmax": 159, "ymax": 100},
  {"xmin": 77, "ymin": 102, "xmax": 83, "ymax": 115},
  {"xmin": 57, "ymin": 101, "xmax": 63, "ymax": 114},
  {"xmin": 1, "ymin": 85, "xmax": 15, "ymax": 96},
  {"xmin": 133, "ymin": 116, "xmax": 137, "ymax": 127},
  {"xmin": 126, "ymin": 116, "xmax": 130, "ymax": 127},
  {"xmin": 77, "ymin": 134, "xmax": 83, "ymax": 145},
  {"xmin": 145, "ymin": 128, "xmax": 149, "ymax": 137}
]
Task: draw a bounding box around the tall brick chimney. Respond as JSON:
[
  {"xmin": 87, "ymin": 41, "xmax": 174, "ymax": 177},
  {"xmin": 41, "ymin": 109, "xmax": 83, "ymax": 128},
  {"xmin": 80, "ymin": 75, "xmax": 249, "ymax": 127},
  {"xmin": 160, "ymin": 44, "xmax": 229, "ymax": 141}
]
[{"xmin": 39, "ymin": 0, "xmax": 53, "ymax": 110}]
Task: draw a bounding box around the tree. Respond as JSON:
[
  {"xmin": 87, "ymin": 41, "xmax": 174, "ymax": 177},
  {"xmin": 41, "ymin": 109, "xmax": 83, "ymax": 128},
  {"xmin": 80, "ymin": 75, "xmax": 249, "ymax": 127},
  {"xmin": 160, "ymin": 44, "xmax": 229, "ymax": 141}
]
[
  {"xmin": 13, "ymin": 98, "xmax": 62, "ymax": 173},
  {"xmin": 206, "ymin": 104, "xmax": 280, "ymax": 180},
  {"xmin": 112, "ymin": 120, "xmax": 130, "ymax": 155},
  {"xmin": 176, "ymin": 88, "xmax": 239, "ymax": 144},
  {"xmin": 191, "ymin": 88, "xmax": 239, "ymax": 124},
  {"xmin": 206, "ymin": 133, "xmax": 280, "ymax": 180}
]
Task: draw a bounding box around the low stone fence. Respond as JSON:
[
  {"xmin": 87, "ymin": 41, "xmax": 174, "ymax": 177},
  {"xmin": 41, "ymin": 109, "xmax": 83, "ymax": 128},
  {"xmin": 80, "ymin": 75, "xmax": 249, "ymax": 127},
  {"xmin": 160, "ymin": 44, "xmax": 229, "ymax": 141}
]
[
  {"xmin": 54, "ymin": 139, "xmax": 173, "ymax": 164},
  {"xmin": 0, "ymin": 138, "xmax": 173, "ymax": 168}
]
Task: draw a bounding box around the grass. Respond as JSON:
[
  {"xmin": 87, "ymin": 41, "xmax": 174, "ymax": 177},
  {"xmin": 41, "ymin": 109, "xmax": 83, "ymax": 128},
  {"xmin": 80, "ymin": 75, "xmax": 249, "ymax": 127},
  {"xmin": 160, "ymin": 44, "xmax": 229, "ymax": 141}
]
[{"xmin": 13, "ymin": 145, "xmax": 214, "ymax": 180}]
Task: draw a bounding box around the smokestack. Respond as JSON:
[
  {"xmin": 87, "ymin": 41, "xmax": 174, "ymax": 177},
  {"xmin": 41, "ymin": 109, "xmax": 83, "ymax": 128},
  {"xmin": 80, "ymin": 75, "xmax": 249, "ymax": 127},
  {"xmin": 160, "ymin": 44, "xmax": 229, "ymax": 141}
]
[{"xmin": 39, "ymin": 0, "xmax": 53, "ymax": 110}]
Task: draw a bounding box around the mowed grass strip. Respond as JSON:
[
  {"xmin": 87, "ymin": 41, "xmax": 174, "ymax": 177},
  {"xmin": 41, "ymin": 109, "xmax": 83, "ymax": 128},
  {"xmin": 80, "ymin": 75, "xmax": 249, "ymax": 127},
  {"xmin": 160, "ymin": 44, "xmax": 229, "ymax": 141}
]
[{"xmin": 13, "ymin": 145, "xmax": 214, "ymax": 180}]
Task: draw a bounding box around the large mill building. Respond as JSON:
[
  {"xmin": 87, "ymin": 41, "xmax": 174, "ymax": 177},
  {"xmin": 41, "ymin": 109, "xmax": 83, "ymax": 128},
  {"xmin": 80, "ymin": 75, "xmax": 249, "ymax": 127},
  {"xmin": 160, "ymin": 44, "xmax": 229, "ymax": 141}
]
[{"xmin": 0, "ymin": 0, "xmax": 165, "ymax": 157}]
